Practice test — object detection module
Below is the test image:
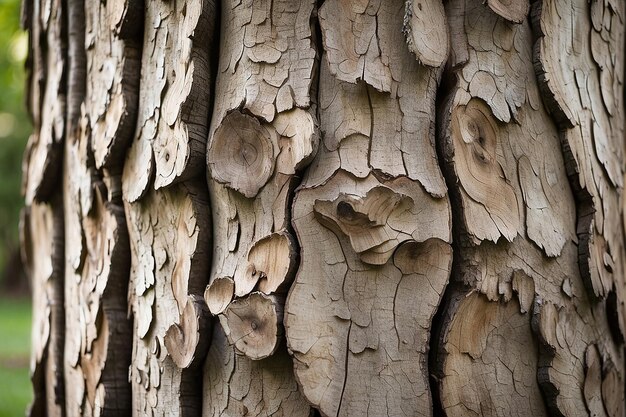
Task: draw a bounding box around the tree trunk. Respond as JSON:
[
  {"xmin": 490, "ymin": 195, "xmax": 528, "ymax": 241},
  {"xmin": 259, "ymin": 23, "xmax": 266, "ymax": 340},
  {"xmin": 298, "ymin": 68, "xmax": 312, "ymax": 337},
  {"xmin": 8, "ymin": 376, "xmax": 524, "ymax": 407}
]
[{"xmin": 20, "ymin": 0, "xmax": 625, "ymax": 415}]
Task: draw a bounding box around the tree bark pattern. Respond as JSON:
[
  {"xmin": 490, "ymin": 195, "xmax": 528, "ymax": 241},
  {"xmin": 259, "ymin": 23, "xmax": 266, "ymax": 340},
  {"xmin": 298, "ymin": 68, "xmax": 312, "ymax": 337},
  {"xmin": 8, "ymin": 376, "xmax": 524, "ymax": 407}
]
[
  {"xmin": 21, "ymin": 200, "xmax": 65, "ymax": 417},
  {"xmin": 21, "ymin": 0, "xmax": 626, "ymax": 416}
]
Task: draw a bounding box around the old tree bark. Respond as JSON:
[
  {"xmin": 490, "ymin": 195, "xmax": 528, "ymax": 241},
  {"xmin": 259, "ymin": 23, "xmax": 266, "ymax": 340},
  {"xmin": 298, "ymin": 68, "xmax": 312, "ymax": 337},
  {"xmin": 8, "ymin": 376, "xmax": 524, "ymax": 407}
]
[{"xmin": 20, "ymin": 0, "xmax": 626, "ymax": 415}]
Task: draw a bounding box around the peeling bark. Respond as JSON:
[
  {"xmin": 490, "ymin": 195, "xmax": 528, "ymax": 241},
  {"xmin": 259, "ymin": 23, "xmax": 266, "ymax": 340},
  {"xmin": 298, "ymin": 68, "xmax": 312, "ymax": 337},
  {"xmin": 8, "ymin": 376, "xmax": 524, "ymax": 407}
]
[
  {"xmin": 21, "ymin": 201, "xmax": 64, "ymax": 417},
  {"xmin": 22, "ymin": 0, "xmax": 626, "ymax": 415},
  {"xmin": 125, "ymin": 183, "xmax": 211, "ymax": 416},
  {"xmin": 435, "ymin": 2, "xmax": 625, "ymax": 417},
  {"xmin": 203, "ymin": 0, "xmax": 317, "ymax": 414},
  {"xmin": 22, "ymin": 0, "xmax": 65, "ymax": 204},
  {"xmin": 284, "ymin": 2, "xmax": 452, "ymax": 416}
]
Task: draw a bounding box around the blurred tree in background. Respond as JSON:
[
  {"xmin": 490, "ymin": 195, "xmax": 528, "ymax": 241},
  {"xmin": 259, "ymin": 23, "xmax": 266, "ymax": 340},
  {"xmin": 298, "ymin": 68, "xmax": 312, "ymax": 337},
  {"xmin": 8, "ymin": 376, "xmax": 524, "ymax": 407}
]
[
  {"xmin": 0, "ymin": 3, "xmax": 32, "ymax": 416},
  {"xmin": 0, "ymin": 0, "xmax": 30, "ymax": 293}
]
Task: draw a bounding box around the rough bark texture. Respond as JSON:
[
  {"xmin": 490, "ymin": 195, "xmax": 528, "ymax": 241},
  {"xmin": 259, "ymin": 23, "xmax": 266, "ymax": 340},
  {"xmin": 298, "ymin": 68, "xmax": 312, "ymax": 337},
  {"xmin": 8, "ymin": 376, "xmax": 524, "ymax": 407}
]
[{"xmin": 22, "ymin": 0, "xmax": 626, "ymax": 416}]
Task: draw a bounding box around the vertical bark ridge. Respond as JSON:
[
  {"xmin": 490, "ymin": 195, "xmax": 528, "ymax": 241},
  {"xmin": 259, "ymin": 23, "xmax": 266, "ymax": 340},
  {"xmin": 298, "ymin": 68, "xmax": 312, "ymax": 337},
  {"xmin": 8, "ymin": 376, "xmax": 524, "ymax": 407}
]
[
  {"xmin": 434, "ymin": 2, "xmax": 551, "ymax": 416},
  {"xmin": 22, "ymin": 199, "xmax": 65, "ymax": 417},
  {"xmin": 21, "ymin": 0, "xmax": 67, "ymax": 414},
  {"xmin": 284, "ymin": 1, "xmax": 453, "ymax": 416},
  {"xmin": 121, "ymin": 0, "xmax": 216, "ymax": 415},
  {"xmin": 531, "ymin": 0, "xmax": 626, "ymax": 414},
  {"xmin": 126, "ymin": 183, "xmax": 212, "ymax": 416},
  {"xmin": 61, "ymin": 0, "xmax": 142, "ymax": 414},
  {"xmin": 65, "ymin": 0, "xmax": 85, "ymax": 126},
  {"xmin": 22, "ymin": 0, "xmax": 66, "ymax": 205},
  {"xmin": 533, "ymin": 0, "xmax": 626, "ymax": 329},
  {"xmin": 203, "ymin": 0, "xmax": 317, "ymax": 414},
  {"xmin": 433, "ymin": 1, "xmax": 624, "ymax": 416}
]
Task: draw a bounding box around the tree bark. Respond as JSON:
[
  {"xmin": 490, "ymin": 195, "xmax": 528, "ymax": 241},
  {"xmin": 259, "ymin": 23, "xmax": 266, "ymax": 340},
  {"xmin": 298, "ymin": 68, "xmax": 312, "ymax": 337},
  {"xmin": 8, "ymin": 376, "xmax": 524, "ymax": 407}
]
[{"xmin": 21, "ymin": 0, "xmax": 625, "ymax": 416}]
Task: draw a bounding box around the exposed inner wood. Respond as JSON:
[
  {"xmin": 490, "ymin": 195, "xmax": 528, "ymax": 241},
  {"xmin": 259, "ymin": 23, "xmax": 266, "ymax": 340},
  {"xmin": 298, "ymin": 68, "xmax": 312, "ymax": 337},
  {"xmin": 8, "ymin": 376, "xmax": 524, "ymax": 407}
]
[
  {"xmin": 220, "ymin": 292, "xmax": 284, "ymax": 360},
  {"xmin": 208, "ymin": 110, "xmax": 277, "ymax": 199},
  {"xmin": 487, "ymin": 0, "xmax": 529, "ymax": 23},
  {"xmin": 247, "ymin": 231, "xmax": 297, "ymax": 295},
  {"xmin": 534, "ymin": 0, "xmax": 626, "ymax": 304},
  {"xmin": 203, "ymin": 325, "xmax": 311, "ymax": 417},
  {"xmin": 22, "ymin": 0, "xmax": 65, "ymax": 204},
  {"xmin": 404, "ymin": 0, "xmax": 448, "ymax": 67},
  {"xmin": 203, "ymin": 0, "xmax": 316, "ymax": 413},
  {"xmin": 86, "ymin": 0, "xmax": 141, "ymax": 169},
  {"xmin": 56, "ymin": 0, "xmax": 140, "ymax": 412},
  {"xmin": 125, "ymin": 183, "xmax": 211, "ymax": 415},
  {"xmin": 122, "ymin": 0, "xmax": 214, "ymax": 198},
  {"xmin": 22, "ymin": 1, "xmax": 68, "ymax": 414},
  {"xmin": 313, "ymin": 185, "xmax": 417, "ymax": 265},
  {"xmin": 164, "ymin": 294, "xmax": 212, "ymax": 369},
  {"xmin": 449, "ymin": 98, "xmax": 520, "ymax": 244},
  {"xmin": 204, "ymin": 276, "xmax": 235, "ymax": 315},
  {"xmin": 438, "ymin": 292, "xmax": 548, "ymax": 417},
  {"xmin": 435, "ymin": 1, "xmax": 624, "ymax": 416}
]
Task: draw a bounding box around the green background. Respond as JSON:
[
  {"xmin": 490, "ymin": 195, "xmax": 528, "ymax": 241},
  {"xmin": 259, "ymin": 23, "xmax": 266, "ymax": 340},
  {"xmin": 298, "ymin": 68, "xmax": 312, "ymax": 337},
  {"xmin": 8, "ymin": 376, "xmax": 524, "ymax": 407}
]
[{"xmin": 0, "ymin": 0, "xmax": 33, "ymax": 415}]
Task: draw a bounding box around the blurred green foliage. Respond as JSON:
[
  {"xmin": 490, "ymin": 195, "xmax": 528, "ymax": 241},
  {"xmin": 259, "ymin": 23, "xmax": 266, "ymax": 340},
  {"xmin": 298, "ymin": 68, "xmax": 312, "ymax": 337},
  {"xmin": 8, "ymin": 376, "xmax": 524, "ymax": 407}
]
[
  {"xmin": 0, "ymin": 2, "xmax": 34, "ymax": 416},
  {"xmin": 0, "ymin": 297, "xmax": 31, "ymax": 416},
  {"xmin": 0, "ymin": 0, "xmax": 30, "ymax": 284}
]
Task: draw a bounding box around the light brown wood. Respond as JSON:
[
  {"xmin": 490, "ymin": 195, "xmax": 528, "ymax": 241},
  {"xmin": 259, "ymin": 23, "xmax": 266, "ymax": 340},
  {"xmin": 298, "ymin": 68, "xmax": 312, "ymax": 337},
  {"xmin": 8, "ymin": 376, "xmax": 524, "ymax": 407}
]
[
  {"xmin": 164, "ymin": 294, "xmax": 212, "ymax": 369},
  {"xmin": 535, "ymin": 0, "xmax": 625, "ymax": 302},
  {"xmin": 208, "ymin": 110, "xmax": 278, "ymax": 199},
  {"xmin": 86, "ymin": 0, "xmax": 141, "ymax": 169},
  {"xmin": 284, "ymin": 2, "xmax": 453, "ymax": 415},
  {"xmin": 203, "ymin": 326, "xmax": 311, "ymax": 417},
  {"xmin": 122, "ymin": 0, "xmax": 214, "ymax": 200},
  {"xmin": 57, "ymin": 0, "xmax": 139, "ymax": 413},
  {"xmin": 433, "ymin": 2, "xmax": 624, "ymax": 417},
  {"xmin": 125, "ymin": 183, "xmax": 211, "ymax": 416},
  {"xmin": 21, "ymin": 2, "xmax": 68, "ymax": 414},
  {"xmin": 404, "ymin": 0, "xmax": 448, "ymax": 67},
  {"xmin": 313, "ymin": 185, "xmax": 417, "ymax": 265},
  {"xmin": 204, "ymin": 276, "xmax": 235, "ymax": 315},
  {"xmin": 220, "ymin": 292, "xmax": 284, "ymax": 360},
  {"xmin": 22, "ymin": 0, "xmax": 65, "ymax": 204},
  {"xmin": 22, "ymin": 0, "xmax": 626, "ymax": 415},
  {"xmin": 203, "ymin": 0, "xmax": 316, "ymax": 413},
  {"xmin": 248, "ymin": 231, "xmax": 297, "ymax": 295},
  {"xmin": 21, "ymin": 201, "xmax": 64, "ymax": 417},
  {"xmin": 487, "ymin": 0, "xmax": 529, "ymax": 23},
  {"xmin": 438, "ymin": 292, "xmax": 548, "ymax": 417}
]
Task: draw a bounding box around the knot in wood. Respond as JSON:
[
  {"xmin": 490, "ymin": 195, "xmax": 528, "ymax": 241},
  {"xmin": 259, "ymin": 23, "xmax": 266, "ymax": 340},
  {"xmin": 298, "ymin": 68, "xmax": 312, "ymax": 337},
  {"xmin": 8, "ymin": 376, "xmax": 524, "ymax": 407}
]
[
  {"xmin": 234, "ymin": 231, "xmax": 297, "ymax": 297},
  {"xmin": 336, "ymin": 201, "xmax": 356, "ymax": 219},
  {"xmin": 208, "ymin": 111, "xmax": 277, "ymax": 198},
  {"xmin": 314, "ymin": 185, "xmax": 415, "ymax": 265},
  {"xmin": 204, "ymin": 276, "xmax": 235, "ymax": 315},
  {"xmin": 450, "ymin": 98, "xmax": 520, "ymax": 243},
  {"xmin": 455, "ymin": 104, "xmax": 496, "ymax": 166},
  {"xmin": 220, "ymin": 292, "xmax": 284, "ymax": 360},
  {"xmin": 164, "ymin": 294, "xmax": 211, "ymax": 369}
]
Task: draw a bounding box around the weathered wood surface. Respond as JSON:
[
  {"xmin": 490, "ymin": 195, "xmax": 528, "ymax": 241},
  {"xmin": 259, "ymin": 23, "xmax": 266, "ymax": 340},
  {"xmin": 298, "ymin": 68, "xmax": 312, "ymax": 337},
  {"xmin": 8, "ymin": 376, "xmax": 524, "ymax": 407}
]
[
  {"xmin": 21, "ymin": 201, "xmax": 64, "ymax": 417},
  {"xmin": 434, "ymin": 1, "xmax": 625, "ymax": 416},
  {"xmin": 60, "ymin": 0, "xmax": 140, "ymax": 414},
  {"xmin": 22, "ymin": 0, "xmax": 65, "ymax": 205},
  {"xmin": 203, "ymin": 1, "xmax": 315, "ymax": 414},
  {"xmin": 21, "ymin": 0, "xmax": 66, "ymax": 415},
  {"xmin": 21, "ymin": 0, "xmax": 626, "ymax": 415}
]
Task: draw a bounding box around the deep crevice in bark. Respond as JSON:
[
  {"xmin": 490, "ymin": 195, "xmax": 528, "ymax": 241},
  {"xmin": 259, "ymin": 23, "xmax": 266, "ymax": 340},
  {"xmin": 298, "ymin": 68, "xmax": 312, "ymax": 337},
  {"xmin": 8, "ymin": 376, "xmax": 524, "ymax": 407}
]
[{"xmin": 429, "ymin": 60, "xmax": 462, "ymax": 417}]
